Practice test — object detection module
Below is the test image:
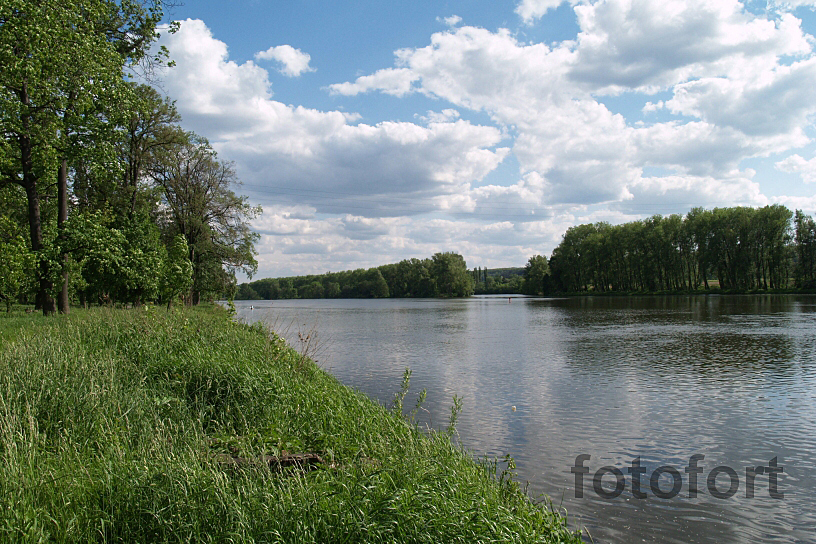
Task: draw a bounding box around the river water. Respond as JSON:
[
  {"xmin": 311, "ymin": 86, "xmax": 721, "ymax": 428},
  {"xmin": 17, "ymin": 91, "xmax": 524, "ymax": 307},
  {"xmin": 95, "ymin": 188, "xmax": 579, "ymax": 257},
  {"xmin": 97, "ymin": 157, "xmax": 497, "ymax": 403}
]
[{"xmin": 234, "ymin": 295, "xmax": 816, "ymax": 543}]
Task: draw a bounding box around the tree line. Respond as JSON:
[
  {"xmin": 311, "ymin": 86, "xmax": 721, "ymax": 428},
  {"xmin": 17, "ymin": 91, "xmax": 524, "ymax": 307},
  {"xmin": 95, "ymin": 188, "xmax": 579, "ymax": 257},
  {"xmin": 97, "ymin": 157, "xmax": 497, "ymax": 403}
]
[
  {"xmin": 0, "ymin": 1, "xmax": 259, "ymax": 314},
  {"xmin": 470, "ymin": 267, "xmax": 526, "ymax": 295},
  {"xmin": 548, "ymin": 205, "xmax": 816, "ymax": 293},
  {"xmin": 238, "ymin": 204, "xmax": 816, "ymax": 301},
  {"xmin": 237, "ymin": 253, "xmax": 476, "ymax": 300}
]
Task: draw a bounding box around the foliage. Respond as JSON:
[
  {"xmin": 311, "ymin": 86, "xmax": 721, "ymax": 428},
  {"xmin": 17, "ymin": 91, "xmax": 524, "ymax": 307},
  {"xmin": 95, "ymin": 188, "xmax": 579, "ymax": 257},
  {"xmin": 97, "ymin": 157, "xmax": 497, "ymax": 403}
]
[
  {"xmin": 794, "ymin": 209, "xmax": 816, "ymax": 288},
  {"xmin": 0, "ymin": 0, "xmax": 168, "ymax": 314},
  {"xmin": 40, "ymin": 210, "xmax": 168, "ymax": 305},
  {"xmin": 151, "ymin": 135, "xmax": 261, "ymax": 304},
  {"xmin": 1, "ymin": 5, "xmax": 259, "ymax": 311},
  {"xmin": 471, "ymin": 267, "xmax": 525, "ymax": 295},
  {"xmin": 0, "ymin": 216, "xmax": 34, "ymax": 311},
  {"xmin": 238, "ymin": 252, "xmax": 476, "ymax": 300},
  {"xmin": 430, "ymin": 251, "xmax": 475, "ymax": 297},
  {"xmin": 549, "ymin": 205, "xmax": 799, "ymax": 293},
  {"xmin": 522, "ymin": 255, "xmax": 550, "ymax": 296},
  {"xmin": 160, "ymin": 234, "xmax": 194, "ymax": 307}
]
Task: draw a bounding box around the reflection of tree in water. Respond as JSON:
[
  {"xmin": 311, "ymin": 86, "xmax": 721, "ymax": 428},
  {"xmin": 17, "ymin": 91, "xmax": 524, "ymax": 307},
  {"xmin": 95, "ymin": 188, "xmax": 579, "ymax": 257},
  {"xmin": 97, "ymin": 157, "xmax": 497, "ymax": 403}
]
[{"xmin": 543, "ymin": 295, "xmax": 812, "ymax": 378}]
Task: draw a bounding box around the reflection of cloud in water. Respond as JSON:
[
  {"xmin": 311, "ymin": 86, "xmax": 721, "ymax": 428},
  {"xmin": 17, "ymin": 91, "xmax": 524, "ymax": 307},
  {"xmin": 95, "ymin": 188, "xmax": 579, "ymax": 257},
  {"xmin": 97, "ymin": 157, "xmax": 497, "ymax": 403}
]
[{"xmin": 235, "ymin": 295, "xmax": 816, "ymax": 544}]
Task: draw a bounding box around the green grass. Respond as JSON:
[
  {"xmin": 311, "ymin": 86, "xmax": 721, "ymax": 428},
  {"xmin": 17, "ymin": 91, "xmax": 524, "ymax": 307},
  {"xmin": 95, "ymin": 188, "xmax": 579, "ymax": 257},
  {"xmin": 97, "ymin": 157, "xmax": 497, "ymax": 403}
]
[
  {"xmin": 0, "ymin": 305, "xmax": 581, "ymax": 543},
  {"xmin": 0, "ymin": 305, "xmax": 52, "ymax": 350}
]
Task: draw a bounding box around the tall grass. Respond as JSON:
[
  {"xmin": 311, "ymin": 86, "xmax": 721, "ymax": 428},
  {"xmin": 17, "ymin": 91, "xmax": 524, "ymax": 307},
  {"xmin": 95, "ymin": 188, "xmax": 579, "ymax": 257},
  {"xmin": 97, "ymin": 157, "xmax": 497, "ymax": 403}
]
[{"xmin": 0, "ymin": 305, "xmax": 581, "ymax": 542}]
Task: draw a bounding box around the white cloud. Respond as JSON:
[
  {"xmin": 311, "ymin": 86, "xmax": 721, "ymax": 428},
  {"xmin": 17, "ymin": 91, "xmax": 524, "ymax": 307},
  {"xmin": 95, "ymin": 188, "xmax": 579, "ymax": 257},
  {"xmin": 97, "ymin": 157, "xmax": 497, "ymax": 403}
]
[
  {"xmin": 328, "ymin": 67, "xmax": 418, "ymax": 96},
  {"xmin": 154, "ymin": 5, "xmax": 816, "ymax": 278},
  {"xmin": 771, "ymin": 0, "xmax": 816, "ymax": 9},
  {"xmin": 664, "ymin": 57, "xmax": 816, "ymax": 140},
  {"xmin": 776, "ymin": 154, "xmax": 816, "ymax": 183},
  {"xmin": 155, "ymin": 20, "xmax": 508, "ymax": 219},
  {"xmin": 633, "ymin": 121, "xmax": 754, "ymax": 176},
  {"xmin": 418, "ymin": 109, "xmax": 460, "ymax": 124},
  {"xmin": 618, "ymin": 172, "xmax": 767, "ymax": 215},
  {"xmin": 438, "ymin": 15, "xmax": 462, "ymax": 26},
  {"xmin": 155, "ymin": 19, "xmax": 273, "ymax": 118},
  {"xmin": 569, "ymin": 1, "xmax": 810, "ymax": 93},
  {"xmin": 515, "ymin": 0, "xmax": 572, "ymax": 22},
  {"xmin": 330, "ymin": 5, "xmax": 816, "ymax": 210},
  {"xmin": 642, "ymin": 100, "xmax": 664, "ymax": 113},
  {"xmin": 255, "ymin": 44, "xmax": 315, "ymax": 77},
  {"xmin": 770, "ymin": 194, "xmax": 816, "ymax": 215}
]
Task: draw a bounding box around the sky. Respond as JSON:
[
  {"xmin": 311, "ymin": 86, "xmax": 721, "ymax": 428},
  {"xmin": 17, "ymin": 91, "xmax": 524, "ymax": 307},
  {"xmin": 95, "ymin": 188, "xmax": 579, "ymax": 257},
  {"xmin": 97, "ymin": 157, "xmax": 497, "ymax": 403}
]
[{"xmin": 152, "ymin": 0, "xmax": 816, "ymax": 279}]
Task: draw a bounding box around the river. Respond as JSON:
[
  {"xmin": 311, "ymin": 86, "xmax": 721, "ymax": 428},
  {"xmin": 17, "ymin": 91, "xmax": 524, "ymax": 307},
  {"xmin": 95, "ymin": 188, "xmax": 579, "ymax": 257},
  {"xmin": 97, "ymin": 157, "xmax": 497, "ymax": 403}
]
[{"xmin": 234, "ymin": 295, "xmax": 816, "ymax": 543}]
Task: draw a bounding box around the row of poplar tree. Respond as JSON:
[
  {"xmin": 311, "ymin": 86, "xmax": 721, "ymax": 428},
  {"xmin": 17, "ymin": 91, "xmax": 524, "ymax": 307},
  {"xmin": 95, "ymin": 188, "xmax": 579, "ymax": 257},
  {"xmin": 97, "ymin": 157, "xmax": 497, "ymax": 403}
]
[
  {"xmin": 0, "ymin": 2, "xmax": 259, "ymax": 314},
  {"xmin": 548, "ymin": 205, "xmax": 816, "ymax": 293}
]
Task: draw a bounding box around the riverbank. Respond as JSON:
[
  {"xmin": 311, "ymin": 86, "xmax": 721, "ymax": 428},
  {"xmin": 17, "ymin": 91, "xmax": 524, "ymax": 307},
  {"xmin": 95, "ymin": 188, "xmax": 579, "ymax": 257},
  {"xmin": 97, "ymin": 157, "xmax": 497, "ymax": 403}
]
[{"xmin": 0, "ymin": 305, "xmax": 581, "ymax": 542}]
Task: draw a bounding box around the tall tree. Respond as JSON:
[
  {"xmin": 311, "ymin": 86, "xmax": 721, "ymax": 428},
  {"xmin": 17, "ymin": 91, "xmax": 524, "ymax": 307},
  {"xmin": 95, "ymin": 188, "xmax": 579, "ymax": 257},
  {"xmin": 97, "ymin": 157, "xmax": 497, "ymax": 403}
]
[
  {"xmin": 150, "ymin": 135, "xmax": 261, "ymax": 304},
  {"xmin": 0, "ymin": 0, "xmax": 165, "ymax": 314},
  {"xmin": 522, "ymin": 255, "xmax": 550, "ymax": 296},
  {"xmin": 794, "ymin": 210, "xmax": 816, "ymax": 288},
  {"xmin": 429, "ymin": 252, "xmax": 474, "ymax": 297},
  {"xmin": 120, "ymin": 84, "xmax": 184, "ymax": 217}
]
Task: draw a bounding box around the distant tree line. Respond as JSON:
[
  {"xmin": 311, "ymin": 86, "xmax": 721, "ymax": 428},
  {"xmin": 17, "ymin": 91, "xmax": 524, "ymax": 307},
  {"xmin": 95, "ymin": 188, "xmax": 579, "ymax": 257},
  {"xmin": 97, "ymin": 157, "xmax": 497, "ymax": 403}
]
[
  {"xmin": 470, "ymin": 267, "xmax": 525, "ymax": 295},
  {"xmin": 548, "ymin": 205, "xmax": 816, "ymax": 293},
  {"xmin": 0, "ymin": 2, "xmax": 259, "ymax": 314},
  {"xmin": 239, "ymin": 205, "xmax": 816, "ymax": 301},
  {"xmin": 237, "ymin": 252, "xmax": 476, "ymax": 300}
]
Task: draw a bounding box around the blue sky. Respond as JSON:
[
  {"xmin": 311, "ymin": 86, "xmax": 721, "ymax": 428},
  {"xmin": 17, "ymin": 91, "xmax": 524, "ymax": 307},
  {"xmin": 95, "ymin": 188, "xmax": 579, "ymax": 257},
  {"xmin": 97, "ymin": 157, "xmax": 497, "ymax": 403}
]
[{"xmin": 153, "ymin": 0, "xmax": 816, "ymax": 278}]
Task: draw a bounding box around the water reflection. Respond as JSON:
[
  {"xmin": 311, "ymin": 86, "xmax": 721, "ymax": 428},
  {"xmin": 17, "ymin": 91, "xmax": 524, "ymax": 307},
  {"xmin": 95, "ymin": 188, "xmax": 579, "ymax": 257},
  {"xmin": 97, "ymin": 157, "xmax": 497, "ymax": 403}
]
[{"xmin": 236, "ymin": 295, "xmax": 816, "ymax": 544}]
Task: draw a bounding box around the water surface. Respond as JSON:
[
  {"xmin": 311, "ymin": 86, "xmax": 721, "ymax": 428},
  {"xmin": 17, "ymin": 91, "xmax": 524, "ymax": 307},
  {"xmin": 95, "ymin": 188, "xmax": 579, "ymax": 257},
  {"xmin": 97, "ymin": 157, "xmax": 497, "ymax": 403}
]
[{"xmin": 236, "ymin": 295, "xmax": 816, "ymax": 544}]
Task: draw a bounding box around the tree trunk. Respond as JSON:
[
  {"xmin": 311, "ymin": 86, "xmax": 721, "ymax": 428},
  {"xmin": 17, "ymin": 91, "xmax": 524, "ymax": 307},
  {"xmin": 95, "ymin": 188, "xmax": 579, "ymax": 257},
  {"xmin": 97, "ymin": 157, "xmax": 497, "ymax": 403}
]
[
  {"xmin": 58, "ymin": 159, "xmax": 70, "ymax": 314},
  {"xmin": 18, "ymin": 83, "xmax": 55, "ymax": 316},
  {"xmin": 24, "ymin": 176, "xmax": 55, "ymax": 316}
]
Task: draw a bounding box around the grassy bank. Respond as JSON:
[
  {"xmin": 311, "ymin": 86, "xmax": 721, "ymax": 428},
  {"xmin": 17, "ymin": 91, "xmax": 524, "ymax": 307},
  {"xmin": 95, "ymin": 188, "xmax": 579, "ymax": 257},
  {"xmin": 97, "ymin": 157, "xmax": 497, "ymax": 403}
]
[{"xmin": 0, "ymin": 305, "xmax": 581, "ymax": 542}]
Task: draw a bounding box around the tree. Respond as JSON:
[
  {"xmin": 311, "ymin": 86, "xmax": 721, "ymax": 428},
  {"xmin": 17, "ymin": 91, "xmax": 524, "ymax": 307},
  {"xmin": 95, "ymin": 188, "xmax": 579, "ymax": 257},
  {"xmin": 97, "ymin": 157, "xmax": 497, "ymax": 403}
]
[
  {"xmin": 160, "ymin": 234, "xmax": 193, "ymax": 308},
  {"xmin": 119, "ymin": 84, "xmax": 185, "ymax": 217},
  {"xmin": 794, "ymin": 210, "xmax": 816, "ymax": 288},
  {"xmin": 429, "ymin": 252, "xmax": 474, "ymax": 297},
  {"xmin": 0, "ymin": 215, "xmax": 33, "ymax": 311},
  {"xmin": 523, "ymin": 255, "xmax": 550, "ymax": 296},
  {"xmin": 361, "ymin": 269, "xmax": 389, "ymax": 298},
  {"xmin": 150, "ymin": 135, "xmax": 261, "ymax": 304},
  {"xmin": 0, "ymin": 0, "xmax": 166, "ymax": 314},
  {"xmin": 45, "ymin": 210, "xmax": 161, "ymax": 307}
]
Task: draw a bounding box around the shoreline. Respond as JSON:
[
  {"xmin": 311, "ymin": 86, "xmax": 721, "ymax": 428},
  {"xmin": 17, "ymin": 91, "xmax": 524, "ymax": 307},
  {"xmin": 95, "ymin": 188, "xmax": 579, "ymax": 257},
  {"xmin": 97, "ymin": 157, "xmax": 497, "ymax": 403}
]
[{"xmin": 0, "ymin": 305, "xmax": 583, "ymax": 542}]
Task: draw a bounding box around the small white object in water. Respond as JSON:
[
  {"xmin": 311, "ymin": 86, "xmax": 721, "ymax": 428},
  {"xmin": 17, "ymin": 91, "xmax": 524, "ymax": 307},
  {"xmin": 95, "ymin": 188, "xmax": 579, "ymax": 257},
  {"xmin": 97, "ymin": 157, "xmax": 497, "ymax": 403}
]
[{"xmin": 511, "ymin": 406, "xmax": 516, "ymax": 412}]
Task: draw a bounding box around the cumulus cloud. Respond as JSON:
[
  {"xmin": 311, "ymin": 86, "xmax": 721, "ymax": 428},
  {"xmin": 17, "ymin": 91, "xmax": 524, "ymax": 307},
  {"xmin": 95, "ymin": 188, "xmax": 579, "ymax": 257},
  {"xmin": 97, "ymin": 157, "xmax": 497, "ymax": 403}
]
[
  {"xmin": 664, "ymin": 57, "xmax": 816, "ymax": 140},
  {"xmin": 515, "ymin": 0, "xmax": 572, "ymax": 22},
  {"xmin": 771, "ymin": 0, "xmax": 816, "ymax": 9},
  {"xmin": 418, "ymin": 109, "xmax": 460, "ymax": 124},
  {"xmin": 569, "ymin": 1, "xmax": 810, "ymax": 92},
  {"xmin": 776, "ymin": 154, "xmax": 816, "ymax": 183},
  {"xmin": 154, "ymin": 19, "xmax": 509, "ymax": 219},
  {"xmin": 255, "ymin": 44, "xmax": 315, "ymax": 77},
  {"xmin": 617, "ymin": 172, "xmax": 767, "ymax": 215},
  {"xmin": 642, "ymin": 100, "xmax": 664, "ymax": 113},
  {"xmin": 153, "ymin": 4, "xmax": 816, "ymax": 277},
  {"xmin": 330, "ymin": 4, "xmax": 816, "ymax": 210},
  {"xmin": 327, "ymin": 67, "xmax": 418, "ymax": 96}
]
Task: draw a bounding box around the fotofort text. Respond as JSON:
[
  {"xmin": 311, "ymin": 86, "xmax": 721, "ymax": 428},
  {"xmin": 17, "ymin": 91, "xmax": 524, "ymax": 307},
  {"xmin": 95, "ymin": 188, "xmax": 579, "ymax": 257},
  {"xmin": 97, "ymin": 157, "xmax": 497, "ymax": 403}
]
[{"xmin": 571, "ymin": 454, "xmax": 784, "ymax": 500}]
